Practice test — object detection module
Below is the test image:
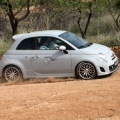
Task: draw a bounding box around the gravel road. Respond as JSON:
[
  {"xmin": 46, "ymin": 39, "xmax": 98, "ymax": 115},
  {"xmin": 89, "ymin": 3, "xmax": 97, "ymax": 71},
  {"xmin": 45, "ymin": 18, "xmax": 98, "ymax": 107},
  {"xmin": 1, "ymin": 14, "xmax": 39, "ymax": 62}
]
[{"xmin": 0, "ymin": 68, "xmax": 120, "ymax": 120}]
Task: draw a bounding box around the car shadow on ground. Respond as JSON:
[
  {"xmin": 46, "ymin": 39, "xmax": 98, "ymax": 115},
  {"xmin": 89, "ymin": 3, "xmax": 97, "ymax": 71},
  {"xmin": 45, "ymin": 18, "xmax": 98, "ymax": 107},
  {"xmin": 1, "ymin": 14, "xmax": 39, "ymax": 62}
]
[
  {"xmin": 0, "ymin": 73, "xmax": 114, "ymax": 86},
  {"xmin": 96, "ymin": 74, "xmax": 113, "ymax": 79}
]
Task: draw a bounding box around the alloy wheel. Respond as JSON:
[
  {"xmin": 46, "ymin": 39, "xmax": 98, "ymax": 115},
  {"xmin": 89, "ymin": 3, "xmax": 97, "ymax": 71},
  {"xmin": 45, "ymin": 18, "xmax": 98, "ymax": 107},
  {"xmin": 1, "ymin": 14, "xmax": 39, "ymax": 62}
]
[
  {"xmin": 4, "ymin": 66, "xmax": 22, "ymax": 82},
  {"xmin": 77, "ymin": 62, "xmax": 96, "ymax": 80}
]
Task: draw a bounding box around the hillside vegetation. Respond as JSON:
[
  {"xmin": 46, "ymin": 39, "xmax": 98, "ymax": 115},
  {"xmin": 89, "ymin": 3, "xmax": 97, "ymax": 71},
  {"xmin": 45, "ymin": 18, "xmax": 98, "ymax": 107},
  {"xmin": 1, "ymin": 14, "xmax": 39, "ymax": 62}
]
[{"xmin": 0, "ymin": 0, "xmax": 120, "ymax": 54}]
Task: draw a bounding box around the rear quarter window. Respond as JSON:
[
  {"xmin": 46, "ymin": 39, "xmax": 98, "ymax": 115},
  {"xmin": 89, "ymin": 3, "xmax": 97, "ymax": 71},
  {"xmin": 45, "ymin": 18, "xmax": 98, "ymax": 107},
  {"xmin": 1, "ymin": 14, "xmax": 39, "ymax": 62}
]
[{"xmin": 16, "ymin": 38, "xmax": 35, "ymax": 50}]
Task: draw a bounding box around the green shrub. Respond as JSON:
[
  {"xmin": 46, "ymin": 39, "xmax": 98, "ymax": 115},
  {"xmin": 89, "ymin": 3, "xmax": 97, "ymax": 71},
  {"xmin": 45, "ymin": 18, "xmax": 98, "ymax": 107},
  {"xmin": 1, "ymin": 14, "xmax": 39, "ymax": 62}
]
[
  {"xmin": 0, "ymin": 39, "xmax": 12, "ymax": 55},
  {"xmin": 87, "ymin": 14, "xmax": 114, "ymax": 36},
  {"xmin": 87, "ymin": 34, "xmax": 120, "ymax": 47}
]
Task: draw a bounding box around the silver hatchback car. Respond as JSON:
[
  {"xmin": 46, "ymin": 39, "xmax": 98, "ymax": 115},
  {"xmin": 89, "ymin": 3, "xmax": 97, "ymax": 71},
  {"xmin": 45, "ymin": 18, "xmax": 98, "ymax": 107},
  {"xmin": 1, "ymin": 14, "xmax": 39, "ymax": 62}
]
[{"xmin": 0, "ymin": 30, "xmax": 119, "ymax": 82}]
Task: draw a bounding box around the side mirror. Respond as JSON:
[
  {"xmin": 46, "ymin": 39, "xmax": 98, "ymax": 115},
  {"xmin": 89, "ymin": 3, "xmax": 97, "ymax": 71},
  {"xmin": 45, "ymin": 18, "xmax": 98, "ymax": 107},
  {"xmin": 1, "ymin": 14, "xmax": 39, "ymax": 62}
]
[
  {"xmin": 59, "ymin": 45, "xmax": 68, "ymax": 54},
  {"xmin": 59, "ymin": 45, "xmax": 66, "ymax": 51}
]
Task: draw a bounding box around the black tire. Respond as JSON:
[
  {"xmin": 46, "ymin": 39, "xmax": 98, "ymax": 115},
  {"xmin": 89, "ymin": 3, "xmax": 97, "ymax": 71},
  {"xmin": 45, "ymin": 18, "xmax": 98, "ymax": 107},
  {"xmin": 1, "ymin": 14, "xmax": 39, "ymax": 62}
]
[
  {"xmin": 3, "ymin": 66, "xmax": 23, "ymax": 82},
  {"xmin": 76, "ymin": 62, "xmax": 96, "ymax": 80}
]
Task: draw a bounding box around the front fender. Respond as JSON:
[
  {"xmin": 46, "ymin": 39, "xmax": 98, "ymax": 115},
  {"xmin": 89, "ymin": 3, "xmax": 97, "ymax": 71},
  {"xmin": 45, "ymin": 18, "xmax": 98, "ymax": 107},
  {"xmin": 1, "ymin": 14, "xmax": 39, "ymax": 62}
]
[{"xmin": 71, "ymin": 55, "xmax": 99, "ymax": 72}]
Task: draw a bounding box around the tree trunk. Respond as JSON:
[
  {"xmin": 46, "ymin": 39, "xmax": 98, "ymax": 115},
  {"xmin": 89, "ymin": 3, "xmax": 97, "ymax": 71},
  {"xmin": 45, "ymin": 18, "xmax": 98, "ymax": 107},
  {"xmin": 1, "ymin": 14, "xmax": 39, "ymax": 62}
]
[
  {"xmin": 77, "ymin": 2, "xmax": 92, "ymax": 39},
  {"xmin": 77, "ymin": 12, "xmax": 92, "ymax": 39},
  {"xmin": 8, "ymin": 14, "xmax": 18, "ymax": 35},
  {"xmin": 6, "ymin": 0, "xmax": 30, "ymax": 36}
]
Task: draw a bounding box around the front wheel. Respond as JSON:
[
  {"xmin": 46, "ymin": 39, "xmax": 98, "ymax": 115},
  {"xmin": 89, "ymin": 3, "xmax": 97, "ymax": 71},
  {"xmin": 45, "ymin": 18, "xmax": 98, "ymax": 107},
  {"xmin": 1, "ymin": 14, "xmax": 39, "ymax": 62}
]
[
  {"xmin": 76, "ymin": 62, "xmax": 96, "ymax": 80},
  {"xmin": 3, "ymin": 66, "xmax": 23, "ymax": 82}
]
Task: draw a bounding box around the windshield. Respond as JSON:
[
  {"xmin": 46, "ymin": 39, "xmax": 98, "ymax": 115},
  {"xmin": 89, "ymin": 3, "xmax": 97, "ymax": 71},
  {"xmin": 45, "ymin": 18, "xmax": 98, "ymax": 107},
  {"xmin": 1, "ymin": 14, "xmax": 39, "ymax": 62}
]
[{"xmin": 59, "ymin": 32, "xmax": 91, "ymax": 49}]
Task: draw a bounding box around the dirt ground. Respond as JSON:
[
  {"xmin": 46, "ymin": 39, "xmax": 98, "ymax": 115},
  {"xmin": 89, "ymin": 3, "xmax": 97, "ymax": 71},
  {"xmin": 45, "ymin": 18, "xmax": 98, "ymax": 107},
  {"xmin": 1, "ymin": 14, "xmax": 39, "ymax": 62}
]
[{"xmin": 0, "ymin": 66, "xmax": 120, "ymax": 120}]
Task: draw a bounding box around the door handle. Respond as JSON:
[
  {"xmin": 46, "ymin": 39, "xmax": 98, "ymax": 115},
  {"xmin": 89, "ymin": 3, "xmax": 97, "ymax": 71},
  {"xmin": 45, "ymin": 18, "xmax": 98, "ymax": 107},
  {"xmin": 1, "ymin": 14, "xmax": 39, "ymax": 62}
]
[
  {"xmin": 44, "ymin": 57, "xmax": 57, "ymax": 61},
  {"xmin": 32, "ymin": 55, "xmax": 39, "ymax": 59}
]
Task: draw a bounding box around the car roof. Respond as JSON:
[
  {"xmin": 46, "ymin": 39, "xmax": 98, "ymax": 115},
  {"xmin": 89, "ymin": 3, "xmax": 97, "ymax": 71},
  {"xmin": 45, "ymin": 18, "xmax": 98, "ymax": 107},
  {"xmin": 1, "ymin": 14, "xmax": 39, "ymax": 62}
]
[{"xmin": 12, "ymin": 30, "xmax": 66, "ymax": 40}]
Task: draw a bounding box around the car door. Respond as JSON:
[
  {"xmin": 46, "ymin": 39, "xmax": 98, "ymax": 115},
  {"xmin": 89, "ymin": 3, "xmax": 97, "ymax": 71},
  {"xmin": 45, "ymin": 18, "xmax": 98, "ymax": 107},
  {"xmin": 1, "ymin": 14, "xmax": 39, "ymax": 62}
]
[
  {"xmin": 15, "ymin": 38, "xmax": 35, "ymax": 71},
  {"xmin": 31, "ymin": 37, "xmax": 73, "ymax": 75}
]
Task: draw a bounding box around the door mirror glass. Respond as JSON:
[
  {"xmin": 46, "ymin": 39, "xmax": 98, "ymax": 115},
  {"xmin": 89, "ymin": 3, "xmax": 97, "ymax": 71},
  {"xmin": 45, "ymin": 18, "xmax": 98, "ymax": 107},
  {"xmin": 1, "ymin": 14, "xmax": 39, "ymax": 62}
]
[{"xmin": 59, "ymin": 45, "xmax": 66, "ymax": 51}]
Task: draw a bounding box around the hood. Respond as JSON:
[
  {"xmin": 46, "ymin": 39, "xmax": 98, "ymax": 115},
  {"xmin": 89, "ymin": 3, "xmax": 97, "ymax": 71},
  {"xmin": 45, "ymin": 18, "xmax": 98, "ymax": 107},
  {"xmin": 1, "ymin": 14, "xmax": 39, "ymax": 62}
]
[{"xmin": 80, "ymin": 43, "xmax": 110, "ymax": 55}]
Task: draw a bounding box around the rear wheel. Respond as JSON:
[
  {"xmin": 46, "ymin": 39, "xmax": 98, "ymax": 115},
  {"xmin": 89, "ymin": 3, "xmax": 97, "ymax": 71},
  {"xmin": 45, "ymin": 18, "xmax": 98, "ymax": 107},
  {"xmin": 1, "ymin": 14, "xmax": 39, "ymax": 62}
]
[
  {"xmin": 76, "ymin": 62, "xmax": 96, "ymax": 80},
  {"xmin": 3, "ymin": 66, "xmax": 23, "ymax": 82}
]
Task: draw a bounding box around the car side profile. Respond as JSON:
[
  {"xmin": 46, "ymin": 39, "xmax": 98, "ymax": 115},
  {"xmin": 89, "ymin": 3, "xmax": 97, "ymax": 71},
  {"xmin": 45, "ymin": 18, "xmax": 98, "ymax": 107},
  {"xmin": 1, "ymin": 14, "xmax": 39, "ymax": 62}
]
[{"xmin": 0, "ymin": 30, "xmax": 119, "ymax": 82}]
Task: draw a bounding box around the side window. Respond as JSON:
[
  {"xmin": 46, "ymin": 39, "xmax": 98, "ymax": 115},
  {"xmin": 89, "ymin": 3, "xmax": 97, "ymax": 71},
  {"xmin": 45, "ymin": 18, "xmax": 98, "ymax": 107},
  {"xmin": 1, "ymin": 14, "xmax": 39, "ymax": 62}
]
[
  {"xmin": 38, "ymin": 37, "xmax": 74, "ymax": 50},
  {"xmin": 36, "ymin": 37, "xmax": 59, "ymax": 50},
  {"xmin": 49, "ymin": 37, "xmax": 74, "ymax": 50},
  {"xmin": 37, "ymin": 37, "xmax": 50, "ymax": 50},
  {"xmin": 35, "ymin": 37, "xmax": 42, "ymax": 49},
  {"xmin": 16, "ymin": 37, "xmax": 74, "ymax": 50},
  {"xmin": 16, "ymin": 38, "xmax": 35, "ymax": 50}
]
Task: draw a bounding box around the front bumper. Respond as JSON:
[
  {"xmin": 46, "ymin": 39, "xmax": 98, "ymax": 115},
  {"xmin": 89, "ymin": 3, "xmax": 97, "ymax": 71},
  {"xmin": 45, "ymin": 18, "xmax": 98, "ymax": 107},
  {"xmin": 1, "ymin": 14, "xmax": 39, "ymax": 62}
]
[{"xmin": 96, "ymin": 55, "xmax": 119, "ymax": 76}]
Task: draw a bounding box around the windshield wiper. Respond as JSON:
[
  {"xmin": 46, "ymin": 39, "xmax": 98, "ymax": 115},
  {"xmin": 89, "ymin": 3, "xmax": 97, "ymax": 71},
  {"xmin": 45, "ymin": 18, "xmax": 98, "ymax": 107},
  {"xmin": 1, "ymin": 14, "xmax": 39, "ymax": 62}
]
[
  {"xmin": 78, "ymin": 45, "xmax": 86, "ymax": 48},
  {"xmin": 86, "ymin": 42, "xmax": 93, "ymax": 47},
  {"xmin": 78, "ymin": 43, "xmax": 93, "ymax": 49}
]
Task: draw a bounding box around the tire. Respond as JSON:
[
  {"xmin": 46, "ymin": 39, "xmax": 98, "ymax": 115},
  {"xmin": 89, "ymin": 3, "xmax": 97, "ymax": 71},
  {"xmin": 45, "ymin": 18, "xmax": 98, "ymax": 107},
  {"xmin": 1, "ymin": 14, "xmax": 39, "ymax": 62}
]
[
  {"xmin": 3, "ymin": 66, "xmax": 23, "ymax": 82},
  {"xmin": 76, "ymin": 62, "xmax": 96, "ymax": 80}
]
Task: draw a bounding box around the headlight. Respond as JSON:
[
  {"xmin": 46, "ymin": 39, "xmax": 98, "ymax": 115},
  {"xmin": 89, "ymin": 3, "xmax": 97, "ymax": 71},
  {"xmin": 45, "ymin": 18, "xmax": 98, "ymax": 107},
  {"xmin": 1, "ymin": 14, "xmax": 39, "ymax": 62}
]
[{"xmin": 98, "ymin": 53, "xmax": 106, "ymax": 59}]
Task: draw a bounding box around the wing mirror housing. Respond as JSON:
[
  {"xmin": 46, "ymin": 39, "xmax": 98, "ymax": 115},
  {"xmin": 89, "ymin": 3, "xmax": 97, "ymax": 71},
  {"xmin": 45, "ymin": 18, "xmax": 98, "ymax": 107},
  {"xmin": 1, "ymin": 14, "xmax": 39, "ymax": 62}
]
[
  {"xmin": 59, "ymin": 45, "xmax": 68, "ymax": 54},
  {"xmin": 59, "ymin": 45, "xmax": 66, "ymax": 51}
]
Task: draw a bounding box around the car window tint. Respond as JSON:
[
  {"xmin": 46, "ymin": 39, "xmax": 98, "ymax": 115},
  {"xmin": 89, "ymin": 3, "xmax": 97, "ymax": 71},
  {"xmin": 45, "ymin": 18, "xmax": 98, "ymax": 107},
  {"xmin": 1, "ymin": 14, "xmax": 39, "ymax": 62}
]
[{"xmin": 16, "ymin": 38, "xmax": 35, "ymax": 50}]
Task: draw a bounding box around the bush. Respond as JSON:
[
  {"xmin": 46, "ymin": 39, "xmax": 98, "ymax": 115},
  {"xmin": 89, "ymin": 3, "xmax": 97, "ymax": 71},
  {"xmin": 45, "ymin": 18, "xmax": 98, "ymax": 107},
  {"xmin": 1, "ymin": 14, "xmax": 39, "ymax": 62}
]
[
  {"xmin": 0, "ymin": 39, "xmax": 12, "ymax": 55},
  {"xmin": 87, "ymin": 34, "xmax": 120, "ymax": 47},
  {"xmin": 87, "ymin": 14, "xmax": 114, "ymax": 36}
]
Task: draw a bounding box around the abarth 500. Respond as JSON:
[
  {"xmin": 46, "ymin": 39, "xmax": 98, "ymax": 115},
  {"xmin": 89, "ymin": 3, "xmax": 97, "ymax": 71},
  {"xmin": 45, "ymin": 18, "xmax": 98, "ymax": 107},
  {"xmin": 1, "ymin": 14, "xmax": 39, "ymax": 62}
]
[{"xmin": 0, "ymin": 30, "xmax": 119, "ymax": 82}]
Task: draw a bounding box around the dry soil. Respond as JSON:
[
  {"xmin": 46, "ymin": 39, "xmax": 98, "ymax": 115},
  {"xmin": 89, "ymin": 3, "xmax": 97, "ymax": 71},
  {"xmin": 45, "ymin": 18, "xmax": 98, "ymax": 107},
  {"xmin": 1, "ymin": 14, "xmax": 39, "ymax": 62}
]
[{"xmin": 0, "ymin": 67, "xmax": 120, "ymax": 120}]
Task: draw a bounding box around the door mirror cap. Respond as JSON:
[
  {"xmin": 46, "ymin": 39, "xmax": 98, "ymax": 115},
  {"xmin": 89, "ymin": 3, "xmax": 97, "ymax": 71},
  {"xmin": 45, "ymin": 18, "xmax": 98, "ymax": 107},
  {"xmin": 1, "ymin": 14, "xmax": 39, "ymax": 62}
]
[{"xmin": 59, "ymin": 45, "xmax": 66, "ymax": 51}]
